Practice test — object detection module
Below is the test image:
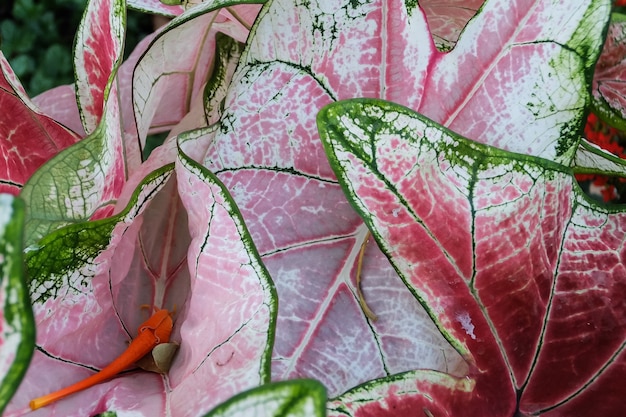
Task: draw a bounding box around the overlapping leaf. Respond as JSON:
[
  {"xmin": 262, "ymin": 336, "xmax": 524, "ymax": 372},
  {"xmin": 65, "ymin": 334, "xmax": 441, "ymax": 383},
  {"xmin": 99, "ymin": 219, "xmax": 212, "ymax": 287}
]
[
  {"xmin": 19, "ymin": 0, "xmax": 260, "ymax": 249},
  {"xmin": 128, "ymin": 0, "xmax": 184, "ymax": 17},
  {"xmin": 0, "ymin": 195, "xmax": 34, "ymax": 415},
  {"xmin": 132, "ymin": 0, "xmax": 261, "ymax": 157},
  {"xmin": 419, "ymin": 0, "xmax": 482, "ymax": 50},
  {"xmin": 170, "ymin": 133, "xmax": 277, "ymax": 413},
  {"xmin": 201, "ymin": 0, "xmax": 609, "ymax": 397},
  {"xmin": 318, "ymin": 98, "xmax": 626, "ymax": 416},
  {"xmin": 6, "ymin": 126, "xmax": 278, "ymax": 415},
  {"xmin": 19, "ymin": 0, "xmax": 129, "ymax": 246}
]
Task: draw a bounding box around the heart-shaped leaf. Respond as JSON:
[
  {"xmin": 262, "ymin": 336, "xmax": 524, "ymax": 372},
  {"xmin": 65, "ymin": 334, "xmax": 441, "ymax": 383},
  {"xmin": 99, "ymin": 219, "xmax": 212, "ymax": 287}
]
[
  {"xmin": 0, "ymin": 195, "xmax": 34, "ymax": 415},
  {"xmin": 318, "ymin": 98, "xmax": 626, "ymax": 416}
]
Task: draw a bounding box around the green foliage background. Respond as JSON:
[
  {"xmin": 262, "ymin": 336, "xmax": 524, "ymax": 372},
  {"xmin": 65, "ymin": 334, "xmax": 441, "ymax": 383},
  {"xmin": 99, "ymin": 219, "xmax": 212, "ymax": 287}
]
[{"xmin": 0, "ymin": 0, "xmax": 154, "ymax": 97}]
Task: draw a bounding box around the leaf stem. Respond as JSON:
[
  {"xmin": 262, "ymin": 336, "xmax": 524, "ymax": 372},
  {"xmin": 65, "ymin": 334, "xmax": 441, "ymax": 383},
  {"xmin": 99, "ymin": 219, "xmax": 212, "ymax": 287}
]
[{"xmin": 356, "ymin": 231, "xmax": 378, "ymax": 321}]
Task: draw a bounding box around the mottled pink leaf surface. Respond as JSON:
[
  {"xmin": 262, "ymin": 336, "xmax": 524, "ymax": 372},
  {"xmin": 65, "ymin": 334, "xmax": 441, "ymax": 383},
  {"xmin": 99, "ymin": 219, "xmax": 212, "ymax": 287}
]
[
  {"xmin": 319, "ymin": 99, "xmax": 626, "ymax": 416},
  {"xmin": 32, "ymin": 85, "xmax": 86, "ymax": 138},
  {"xmin": 591, "ymin": 12, "xmax": 626, "ymax": 130},
  {"xmin": 74, "ymin": 0, "xmax": 125, "ymax": 134},
  {"xmin": 171, "ymin": 135, "xmax": 276, "ymax": 414},
  {"xmin": 0, "ymin": 53, "xmax": 81, "ymax": 195},
  {"xmin": 7, "ymin": 132, "xmax": 277, "ymax": 416},
  {"xmin": 199, "ymin": 0, "xmax": 609, "ymax": 397}
]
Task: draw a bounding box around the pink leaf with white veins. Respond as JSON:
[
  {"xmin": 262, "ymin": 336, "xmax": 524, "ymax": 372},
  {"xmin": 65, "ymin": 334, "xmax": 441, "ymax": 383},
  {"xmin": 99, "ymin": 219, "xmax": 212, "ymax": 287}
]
[
  {"xmin": 417, "ymin": 0, "xmax": 609, "ymax": 164},
  {"xmin": 0, "ymin": 53, "xmax": 81, "ymax": 196},
  {"xmin": 169, "ymin": 133, "xmax": 277, "ymax": 414},
  {"xmin": 74, "ymin": 0, "xmax": 126, "ymax": 134},
  {"xmin": 202, "ymin": 0, "xmax": 608, "ymax": 398},
  {"xmin": 319, "ymin": 99, "xmax": 626, "ymax": 416},
  {"xmin": 132, "ymin": 1, "xmax": 261, "ymax": 155},
  {"xmin": 7, "ymin": 130, "xmax": 277, "ymax": 415},
  {"xmin": 591, "ymin": 12, "xmax": 626, "ymax": 131}
]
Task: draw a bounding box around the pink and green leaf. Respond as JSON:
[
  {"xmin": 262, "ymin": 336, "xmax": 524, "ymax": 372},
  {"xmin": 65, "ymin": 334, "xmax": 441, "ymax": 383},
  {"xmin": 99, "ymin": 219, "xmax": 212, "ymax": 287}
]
[
  {"xmin": 233, "ymin": 0, "xmax": 608, "ymax": 161},
  {"xmin": 591, "ymin": 12, "xmax": 626, "ymax": 131},
  {"xmin": 6, "ymin": 130, "xmax": 278, "ymax": 415},
  {"xmin": 18, "ymin": 1, "xmax": 256, "ymax": 248},
  {"xmin": 20, "ymin": 83, "xmax": 127, "ymax": 248},
  {"xmin": 128, "ymin": 0, "xmax": 184, "ymax": 17},
  {"xmin": 317, "ymin": 98, "xmax": 626, "ymax": 415},
  {"xmin": 0, "ymin": 53, "xmax": 81, "ymax": 195},
  {"xmin": 201, "ymin": 0, "xmax": 610, "ymax": 398},
  {"xmin": 573, "ymin": 137, "xmax": 626, "ymax": 176},
  {"xmin": 132, "ymin": 1, "xmax": 262, "ymax": 157},
  {"xmin": 74, "ymin": 0, "xmax": 126, "ymax": 134},
  {"xmin": 171, "ymin": 134, "xmax": 277, "ymax": 412},
  {"xmin": 7, "ymin": 135, "xmax": 276, "ymax": 416},
  {"xmin": 0, "ymin": 195, "xmax": 34, "ymax": 415},
  {"xmin": 328, "ymin": 370, "xmax": 473, "ymax": 417},
  {"xmin": 416, "ymin": 0, "xmax": 609, "ymax": 164},
  {"xmin": 205, "ymin": 379, "xmax": 326, "ymax": 417}
]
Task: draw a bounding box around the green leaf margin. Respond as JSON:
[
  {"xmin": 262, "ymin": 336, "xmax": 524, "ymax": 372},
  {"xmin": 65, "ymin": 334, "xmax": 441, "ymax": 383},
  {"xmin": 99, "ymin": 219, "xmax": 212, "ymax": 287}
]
[
  {"xmin": 25, "ymin": 164, "xmax": 174, "ymax": 304},
  {"xmin": 204, "ymin": 379, "xmax": 327, "ymax": 417},
  {"xmin": 177, "ymin": 129, "xmax": 278, "ymax": 384},
  {"xmin": 0, "ymin": 195, "xmax": 35, "ymax": 414},
  {"xmin": 591, "ymin": 12, "xmax": 626, "ymax": 132}
]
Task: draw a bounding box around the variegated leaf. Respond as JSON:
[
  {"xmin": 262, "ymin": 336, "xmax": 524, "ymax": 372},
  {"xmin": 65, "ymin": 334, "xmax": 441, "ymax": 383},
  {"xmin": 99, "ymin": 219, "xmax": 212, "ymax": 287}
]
[
  {"xmin": 206, "ymin": 379, "xmax": 326, "ymax": 417},
  {"xmin": 0, "ymin": 54, "xmax": 81, "ymax": 196},
  {"xmin": 318, "ymin": 98, "xmax": 626, "ymax": 416},
  {"xmin": 0, "ymin": 195, "xmax": 34, "ymax": 415},
  {"xmin": 203, "ymin": 0, "xmax": 609, "ymax": 398},
  {"xmin": 74, "ymin": 0, "xmax": 126, "ymax": 134},
  {"xmin": 591, "ymin": 12, "xmax": 626, "ymax": 130}
]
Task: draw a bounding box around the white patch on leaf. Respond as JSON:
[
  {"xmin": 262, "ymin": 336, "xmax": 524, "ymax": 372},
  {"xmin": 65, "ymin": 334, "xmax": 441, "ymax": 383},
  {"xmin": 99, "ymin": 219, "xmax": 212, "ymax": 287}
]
[{"xmin": 456, "ymin": 311, "xmax": 476, "ymax": 340}]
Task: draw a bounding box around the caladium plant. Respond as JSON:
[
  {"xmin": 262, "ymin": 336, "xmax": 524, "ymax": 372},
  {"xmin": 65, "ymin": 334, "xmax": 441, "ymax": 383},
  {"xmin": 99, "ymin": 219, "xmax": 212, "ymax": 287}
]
[
  {"xmin": 318, "ymin": 98, "xmax": 626, "ymax": 416},
  {"xmin": 1, "ymin": 0, "xmax": 626, "ymax": 416}
]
